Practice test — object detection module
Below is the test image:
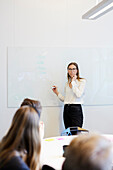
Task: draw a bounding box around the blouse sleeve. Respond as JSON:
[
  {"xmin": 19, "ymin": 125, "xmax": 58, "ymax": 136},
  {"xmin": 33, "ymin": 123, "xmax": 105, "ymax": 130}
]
[
  {"xmin": 58, "ymin": 93, "xmax": 64, "ymax": 102},
  {"xmin": 57, "ymin": 84, "xmax": 66, "ymax": 102},
  {"xmin": 71, "ymin": 79, "xmax": 86, "ymax": 98}
]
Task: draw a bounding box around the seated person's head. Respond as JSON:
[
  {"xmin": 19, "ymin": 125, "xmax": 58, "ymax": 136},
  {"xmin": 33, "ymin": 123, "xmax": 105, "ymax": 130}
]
[
  {"xmin": 0, "ymin": 106, "xmax": 41, "ymax": 170},
  {"xmin": 21, "ymin": 98, "xmax": 42, "ymax": 117},
  {"xmin": 62, "ymin": 133, "xmax": 113, "ymax": 170},
  {"xmin": 21, "ymin": 98, "xmax": 44, "ymax": 139}
]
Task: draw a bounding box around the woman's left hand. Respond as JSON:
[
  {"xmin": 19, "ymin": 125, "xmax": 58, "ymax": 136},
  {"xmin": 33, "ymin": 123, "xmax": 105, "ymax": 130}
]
[{"xmin": 72, "ymin": 75, "xmax": 77, "ymax": 81}]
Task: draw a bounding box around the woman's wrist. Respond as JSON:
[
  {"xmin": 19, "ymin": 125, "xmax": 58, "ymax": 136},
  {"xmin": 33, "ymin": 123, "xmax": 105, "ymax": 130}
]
[{"xmin": 56, "ymin": 92, "xmax": 59, "ymax": 96}]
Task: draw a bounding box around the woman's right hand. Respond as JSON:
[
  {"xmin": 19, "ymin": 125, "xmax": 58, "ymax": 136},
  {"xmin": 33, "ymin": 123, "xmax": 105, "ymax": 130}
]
[{"xmin": 52, "ymin": 86, "xmax": 59, "ymax": 96}]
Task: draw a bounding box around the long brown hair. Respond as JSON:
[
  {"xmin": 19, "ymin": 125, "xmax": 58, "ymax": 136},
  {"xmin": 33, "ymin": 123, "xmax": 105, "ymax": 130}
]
[
  {"xmin": 0, "ymin": 106, "xmax": 41, "ymax": 170},
  {"xmin": 21, "ymin": 98, "xmax": 42, "ymax": 118},
  {"xmin": 67, "ymin": 62, "xmax": 83, "ymax": 82}
]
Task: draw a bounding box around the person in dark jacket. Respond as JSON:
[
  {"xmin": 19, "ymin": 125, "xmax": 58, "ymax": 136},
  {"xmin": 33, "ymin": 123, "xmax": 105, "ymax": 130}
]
[{"xmin": 0, "ymin": 106, "xmax": 41, "ymax": 170}]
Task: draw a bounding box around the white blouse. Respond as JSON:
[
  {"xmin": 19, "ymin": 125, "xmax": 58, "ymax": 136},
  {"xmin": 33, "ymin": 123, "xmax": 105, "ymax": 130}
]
[{"xmin": 58, "ymin": 79, "xmax": 86, "ymax": 105}]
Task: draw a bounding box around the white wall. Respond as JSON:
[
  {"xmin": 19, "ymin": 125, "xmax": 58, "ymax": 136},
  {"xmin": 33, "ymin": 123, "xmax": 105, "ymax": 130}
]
[{"xmin": 0, "ymin": 0, "xmax": 113, "ymax": 139}]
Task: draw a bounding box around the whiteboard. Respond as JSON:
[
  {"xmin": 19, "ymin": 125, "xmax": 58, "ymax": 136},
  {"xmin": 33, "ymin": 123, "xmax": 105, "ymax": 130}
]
[{"xmin": 8, "ymin": 47, "xmax": 113, "ymax": 107}]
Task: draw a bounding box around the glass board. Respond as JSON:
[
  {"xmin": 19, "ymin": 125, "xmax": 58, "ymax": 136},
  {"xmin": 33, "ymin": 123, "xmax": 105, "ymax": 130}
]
[{"xmin": 8, "ymin": 47, "xmax": 113, "ymax": 107}]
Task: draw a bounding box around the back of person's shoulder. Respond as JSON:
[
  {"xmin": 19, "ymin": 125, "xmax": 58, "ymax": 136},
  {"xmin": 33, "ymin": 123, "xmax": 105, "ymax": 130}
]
[
  {"xmin": 0, "ymin": 156, "xmax": 30, "ymax": 170},
  {"xmin": 13, "ymin": 156, "xmax": 30, "ymax": 170}
]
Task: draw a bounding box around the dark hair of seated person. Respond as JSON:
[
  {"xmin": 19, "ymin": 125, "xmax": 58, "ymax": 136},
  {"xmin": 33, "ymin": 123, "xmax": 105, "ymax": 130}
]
[{"xmin": 21, "ymin": 98, "xmax": 42, "ymax": 118}]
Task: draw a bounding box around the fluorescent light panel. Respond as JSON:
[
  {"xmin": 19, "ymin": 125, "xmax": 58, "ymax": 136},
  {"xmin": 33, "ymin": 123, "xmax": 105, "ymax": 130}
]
[{"xmin": 82, "ymin": 0, "xmax": 113, "ymax": 20}]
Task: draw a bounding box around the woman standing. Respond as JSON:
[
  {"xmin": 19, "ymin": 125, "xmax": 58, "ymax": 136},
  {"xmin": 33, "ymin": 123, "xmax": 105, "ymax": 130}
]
[{"xmin": 52, "ymin": 62, "xmax": 86, "ymax": 131}]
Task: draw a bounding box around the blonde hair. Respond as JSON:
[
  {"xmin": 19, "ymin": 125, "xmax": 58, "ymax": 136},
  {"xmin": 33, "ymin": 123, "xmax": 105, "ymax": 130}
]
[
  {"xmin": 62, "ymin": 133, "xmax": 113, "ymax": 170},
  {"xmin": 0, "ymin": 106, "xmax": 41, "ymax": 170}
]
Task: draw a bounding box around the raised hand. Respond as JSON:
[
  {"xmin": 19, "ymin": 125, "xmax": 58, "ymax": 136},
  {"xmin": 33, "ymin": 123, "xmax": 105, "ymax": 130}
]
[{"xmin": 52, "ymin": 86, "xmax": 59, "ymax": 96}]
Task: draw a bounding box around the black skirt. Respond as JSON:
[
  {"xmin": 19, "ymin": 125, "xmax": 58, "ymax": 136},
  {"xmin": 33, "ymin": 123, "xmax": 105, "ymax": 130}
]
[{"xmin": 63, "ymin": 104, "xmax": 83, "ymax": 129}]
